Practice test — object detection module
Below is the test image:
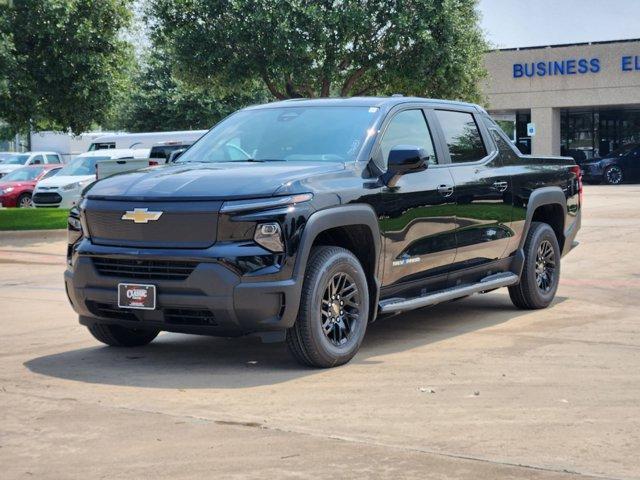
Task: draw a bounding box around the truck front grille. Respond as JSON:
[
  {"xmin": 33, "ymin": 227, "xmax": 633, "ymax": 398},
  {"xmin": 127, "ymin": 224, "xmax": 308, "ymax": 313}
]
[{"xmin": 92, "ymin": 257, "xmax": 198, "ymax": 281}]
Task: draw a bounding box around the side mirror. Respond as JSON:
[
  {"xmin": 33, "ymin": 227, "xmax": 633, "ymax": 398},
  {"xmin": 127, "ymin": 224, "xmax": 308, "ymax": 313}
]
[{"xmin": 382, "ymin": 145, "xmax": 428, "ymax": 186}]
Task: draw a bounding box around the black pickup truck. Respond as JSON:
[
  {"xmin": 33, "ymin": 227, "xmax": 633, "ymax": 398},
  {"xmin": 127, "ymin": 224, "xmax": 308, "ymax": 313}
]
[{"xmin": 65, "ymin": 97, "xmax": 581, "ymax": 368}]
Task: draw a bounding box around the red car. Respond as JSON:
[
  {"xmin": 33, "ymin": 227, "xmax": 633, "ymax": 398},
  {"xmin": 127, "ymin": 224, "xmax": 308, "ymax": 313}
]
[{"xmin": 0, "ymin": 164, "xmax": 63, "ymax": 208}]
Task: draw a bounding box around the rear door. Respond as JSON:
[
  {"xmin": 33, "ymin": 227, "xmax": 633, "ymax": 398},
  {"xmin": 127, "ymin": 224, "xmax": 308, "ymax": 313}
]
[
  {"xmin": 377, "ymin": 107, "xmax": 458, "ymax": 290},
  {"xmin": 432, "ymin": 108, "xmax": 514, "ymax": 268}
]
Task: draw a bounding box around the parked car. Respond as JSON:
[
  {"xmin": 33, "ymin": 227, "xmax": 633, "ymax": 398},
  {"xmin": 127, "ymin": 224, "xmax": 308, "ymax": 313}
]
[
  {"xmin": 0, "ymin": 151, "xmax": 63, "ymax": 178},
  {"xmin": 578, "ymin": 143, "xmax": 640, "ymax": 184},
  {"xmin": 0, "ymin": 165, "xmax": 62, "ymax": 208},
  {"xmin": 33, "ymin": 150, "xmax": 146, "ymax": 208},
  {"xmin": 65, "ymin": 97, "xmax": 581, "ymax": 368}
]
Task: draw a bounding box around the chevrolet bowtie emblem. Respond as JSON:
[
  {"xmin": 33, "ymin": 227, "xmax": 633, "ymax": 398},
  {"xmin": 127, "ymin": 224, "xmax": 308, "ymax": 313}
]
[{"xmin": 121, "ymin": 208, "xmax": 163, "ymax": 224}]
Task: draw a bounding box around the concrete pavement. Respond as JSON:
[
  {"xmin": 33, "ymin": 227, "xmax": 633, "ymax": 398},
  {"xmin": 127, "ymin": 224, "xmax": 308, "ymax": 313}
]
[{"xmin": 0, "ymin": 185, "xmax": 639, "ymax": 479}]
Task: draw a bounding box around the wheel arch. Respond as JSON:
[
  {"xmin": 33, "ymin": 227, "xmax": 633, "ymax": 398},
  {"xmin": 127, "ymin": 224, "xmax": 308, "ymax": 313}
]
[{"xmin": 520, "ymin": 187, "xmax": 567, "ymax": 251}]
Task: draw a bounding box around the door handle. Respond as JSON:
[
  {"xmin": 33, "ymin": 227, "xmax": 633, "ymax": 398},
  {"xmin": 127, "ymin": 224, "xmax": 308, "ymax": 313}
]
[
  {"xmin": 492, "ymin": 181, "xmax": 508, "ymax": 192},
  {"xmin": 437, "ymin": 184, "xmax": 454, "ymax": 197}
]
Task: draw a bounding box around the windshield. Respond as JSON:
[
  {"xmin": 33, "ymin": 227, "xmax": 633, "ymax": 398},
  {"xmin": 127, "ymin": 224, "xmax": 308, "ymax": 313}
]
[
  {"xmin": 609, "ymin": 143, "xmax": 639, "ymax": 157},
  {"xmin": 177, "ymin": 106, "xmax": 377, "ymax": 164},
  {"xmin": 2, "ymin": 154, "xmax": 30, "ymax": 165},
  {"xmin": 57, "ymin": 156, "xmax": 107, "ymax": 176},
  {"xmin": 2, "ymin": 167, "xmax": 45, "ymax": 182}
]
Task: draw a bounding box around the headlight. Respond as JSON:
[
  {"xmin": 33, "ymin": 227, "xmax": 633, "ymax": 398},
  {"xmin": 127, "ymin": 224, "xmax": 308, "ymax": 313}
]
[
  {"xmin": 61, "ymin": 182, "xmax": 81, "ymax": 191},
  {"xmin": 254, "ymin": 222, "xmax": 284, "ymax": 252},
  {"xmin": 1, "ymin": 186, "xmax": 14, "ymax": 194},
  {"xmin": 220, "ymin": 193, "xmax": 313, "ymax": 213}
]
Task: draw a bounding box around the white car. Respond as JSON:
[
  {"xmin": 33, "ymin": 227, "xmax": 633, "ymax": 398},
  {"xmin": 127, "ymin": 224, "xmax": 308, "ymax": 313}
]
[
  {"xmin": 32, "ymin": 149, "xmax": 147, "ymax": 208},
  {"xmin": 0, "ymin": 151, "xmax": 63, "ymax": 178}
]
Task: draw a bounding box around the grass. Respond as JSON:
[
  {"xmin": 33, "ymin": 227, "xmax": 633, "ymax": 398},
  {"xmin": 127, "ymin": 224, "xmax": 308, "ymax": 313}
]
[{"xmin": 0, "ymin": 208, "xmax": 69, "ymax": 231}]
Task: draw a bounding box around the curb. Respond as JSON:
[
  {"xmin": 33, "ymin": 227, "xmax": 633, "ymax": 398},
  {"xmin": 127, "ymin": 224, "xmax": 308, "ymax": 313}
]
[{"xmin": 0, "ymin": 229, "xmax": 67, "ymax": 242}]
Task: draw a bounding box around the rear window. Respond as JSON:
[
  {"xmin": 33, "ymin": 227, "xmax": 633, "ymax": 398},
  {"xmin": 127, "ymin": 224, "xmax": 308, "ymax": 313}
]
[{"xmin": 435, "ymin": 110, "xmax": 487, "ymax": 163}]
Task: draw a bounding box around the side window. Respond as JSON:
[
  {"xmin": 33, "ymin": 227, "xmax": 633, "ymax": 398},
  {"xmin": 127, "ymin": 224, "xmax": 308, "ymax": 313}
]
[
  {"xmin": 30, "ymin": 155, "xmax": 44, "ymax": 165},
  {"xmin": 46, "ymin": 154, "xmax": 61, "ymax": 164},
  {"xmin": 435, "ymin": 110, "xmax": 487, "ymax": 163},
  {"xmin": 380, "ymin": 109, "xmax": 438, "ymax": 166}
]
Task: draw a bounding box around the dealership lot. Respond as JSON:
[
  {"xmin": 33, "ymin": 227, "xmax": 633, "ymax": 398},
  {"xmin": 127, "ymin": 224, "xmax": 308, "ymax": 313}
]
[{"xmin": 0, "ymin": 185, "xmax": 639, "ymax": 479}]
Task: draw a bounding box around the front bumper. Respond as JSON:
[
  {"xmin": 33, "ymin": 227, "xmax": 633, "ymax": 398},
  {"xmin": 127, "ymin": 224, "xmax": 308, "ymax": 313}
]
[
  {"xmin": 64, "ymin": 243, "xmax": 302, "ymax": 337},
  {"xmin": 34, "ymin": 189, "xmax": 81, "ymax": 208}
]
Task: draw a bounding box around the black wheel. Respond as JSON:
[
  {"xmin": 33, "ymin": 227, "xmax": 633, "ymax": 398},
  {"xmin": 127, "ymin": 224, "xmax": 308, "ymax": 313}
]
[
  {"xmin": 509, "ymin": 222, "xmax": 560, "ymax": 309},
  {"xmin": 286, "ymin": 246, "xmax": 369, "ymax": 368},
  {"xmin": 603, "ymin": 165, "xmax": 624, "ymax": 185},
  {"xmin": 17, "ymin": 193, "xmax": 32, "ymax": 208},
  {"xmin": 87, "ymin": 323, "xmax": 159, "ymax": 347}
]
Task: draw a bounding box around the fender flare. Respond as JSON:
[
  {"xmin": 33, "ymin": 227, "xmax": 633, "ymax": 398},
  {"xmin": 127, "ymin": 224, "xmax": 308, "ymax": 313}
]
[
  {"xmin": 519, "ymin": 186, "xmax": 568, "ymax": 250},
  {"xmin": 293, "ymin": 203, "xmax": 382, "ymax": 279}
]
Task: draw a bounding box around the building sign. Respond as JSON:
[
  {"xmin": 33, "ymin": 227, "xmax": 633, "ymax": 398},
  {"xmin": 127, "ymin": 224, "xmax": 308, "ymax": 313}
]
[
  {"xmin": 513, "ymin": 55, "xmax": 640, "ymax": 78},
  {"xmin": 513, "ymin": 58, "xmax": 600, "ymax": 78},
  {"xmin": 526, "ymin": 123, "xmax": 536, "ymax": 136}
]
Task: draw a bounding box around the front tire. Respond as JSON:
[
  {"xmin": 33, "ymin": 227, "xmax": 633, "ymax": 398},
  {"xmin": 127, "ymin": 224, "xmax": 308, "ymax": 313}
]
[
  {"xmin": 287, "ymin": 246, "xmax": 369, "ymax": 368},
  {"xmin": 17, "ymin": 193, "xmax": 32, "ymax": 208},
  {"xmin": 509, "ymin": 222, "xmax": 561, "ymax": 309},
  {"xmin": 603, "ymin": 165, "xmax": 624, "ymax": 185},
  {"xmin": 87, "ymin": 323, "xmax": 159, "ymax": 347}
]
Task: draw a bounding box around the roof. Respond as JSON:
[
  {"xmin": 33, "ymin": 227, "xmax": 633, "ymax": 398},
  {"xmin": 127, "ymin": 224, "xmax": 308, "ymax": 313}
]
[
  {"xmin": 245, "ymin": 96, "xmax": 484, "ymax": 112},
  {"xmin": 493, "ymin": 37, "xmax": 640, "ymax": 52}
]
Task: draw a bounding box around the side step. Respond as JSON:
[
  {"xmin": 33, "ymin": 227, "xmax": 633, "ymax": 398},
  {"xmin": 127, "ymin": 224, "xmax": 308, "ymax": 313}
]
[{"xmin": 378, "ymin": 272, "xmax": 520, "ymax": 314}]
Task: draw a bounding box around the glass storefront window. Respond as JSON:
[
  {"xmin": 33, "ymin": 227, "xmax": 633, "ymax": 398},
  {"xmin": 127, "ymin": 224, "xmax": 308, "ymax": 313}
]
[{"xmin": 561, "ymin": 108, "xmax": 640, "ymax": 160}]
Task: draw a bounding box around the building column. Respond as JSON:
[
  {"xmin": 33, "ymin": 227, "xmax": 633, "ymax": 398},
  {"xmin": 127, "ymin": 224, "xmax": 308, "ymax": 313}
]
[{"xmin": 531, "ymin": 107, "xmax": 561, "ymax": 156}]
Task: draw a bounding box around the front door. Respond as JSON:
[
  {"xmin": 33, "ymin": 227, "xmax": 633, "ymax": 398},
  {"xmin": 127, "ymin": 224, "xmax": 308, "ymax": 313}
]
[
  {"xmin": 377, "ymin": 108, "xmax": 458, "ymax": 292},
  {"xmin": 433, "ymin": 109, "xmax": 514, "ymax": 268}
]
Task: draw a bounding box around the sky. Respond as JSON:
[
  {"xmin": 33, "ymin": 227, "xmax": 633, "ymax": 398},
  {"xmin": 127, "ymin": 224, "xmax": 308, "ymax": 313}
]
[{"xmin": 478, "ymin": 0, "xmax": 640, "ymax": 49}]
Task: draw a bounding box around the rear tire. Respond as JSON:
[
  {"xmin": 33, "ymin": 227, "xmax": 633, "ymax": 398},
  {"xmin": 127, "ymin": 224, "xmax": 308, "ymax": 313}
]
[
  {"xmin": 87, "ymin": 323, "xmax": 159, "ymax": 347},
  {"xmin": 509, "ymin": 222, "xmax": 561, "ymax": 309},
  {"xmin": 286, "ymin": 246, "xmax": 369, "ymax": 368}
]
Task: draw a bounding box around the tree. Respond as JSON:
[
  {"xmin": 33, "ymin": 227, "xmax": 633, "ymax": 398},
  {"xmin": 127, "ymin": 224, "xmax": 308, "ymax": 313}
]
[
  {"xmin": 150, "ymin": 0, "xmax": 487, "ymax": 102},
  {"xmin": 0, "ymin": 0, "xmax": 134, "ymax": 135},
  {"xmin": 115, "ymin": 50, "xmax": 268, "ymax": 132}
]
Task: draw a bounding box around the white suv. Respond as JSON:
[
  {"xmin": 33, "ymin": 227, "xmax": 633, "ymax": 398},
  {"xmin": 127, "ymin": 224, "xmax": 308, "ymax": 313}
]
[{"xmin": 0, "ymin": 151, "xmax": 63, "ymax": 178}]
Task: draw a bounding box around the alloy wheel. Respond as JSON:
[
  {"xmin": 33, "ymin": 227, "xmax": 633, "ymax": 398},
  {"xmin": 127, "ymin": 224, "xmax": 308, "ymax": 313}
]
[
  {"xmin": 535, "ymin": 239, "xmax": 556, "ymax": 293},
  {"xmin": 321, "ymin": 272, "xmax": 361, "ymax": 346},
  {"xmin": 605, "ymin": 166, "xmax": 623, "ymax": 185},
  {"xmin": 19, "ymin": 196, "xmax": 32, "ymax": 208}
]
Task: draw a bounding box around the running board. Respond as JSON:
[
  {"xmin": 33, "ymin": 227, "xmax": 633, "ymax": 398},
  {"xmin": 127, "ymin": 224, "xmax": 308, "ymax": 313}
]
[{"xmin": 378, "ymin": 272, "xmax": 520, "ymax": 314}]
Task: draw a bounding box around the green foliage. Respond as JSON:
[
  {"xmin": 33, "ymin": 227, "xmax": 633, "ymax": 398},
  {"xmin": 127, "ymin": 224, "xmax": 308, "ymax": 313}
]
[
  {"xmin": 150, "ymin": 0, "xmax": 487, "ymax": 102},
  {"xmin": 0, "ymin": 0, "xmax": 134, "ymax": 135},
  {"xmin": 115, "ymin": 51, "xmax": 269, "ymax": 132},
  {"xmin": 0, "ymin": 208, "xmax": 69, "ymax": 231}
]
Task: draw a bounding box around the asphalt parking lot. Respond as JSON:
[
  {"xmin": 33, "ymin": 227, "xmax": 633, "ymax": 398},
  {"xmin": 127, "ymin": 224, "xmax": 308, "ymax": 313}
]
[{"xmin": 1, "ymin": 185, "xmax": 639, "ymax": 480}]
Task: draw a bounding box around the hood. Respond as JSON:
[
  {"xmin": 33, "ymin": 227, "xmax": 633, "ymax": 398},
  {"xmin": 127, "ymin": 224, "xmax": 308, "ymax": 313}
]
[
  {"xmin": 85, "ymin": 161, "xmax": 346, "ymax": 200},
  {"xmin": 0, "ymin": 181, "xmax": 33, "ymax": 189},
  {"xmin": 36, "ymin": 174, "xmax": 96, "ymax": 188}
]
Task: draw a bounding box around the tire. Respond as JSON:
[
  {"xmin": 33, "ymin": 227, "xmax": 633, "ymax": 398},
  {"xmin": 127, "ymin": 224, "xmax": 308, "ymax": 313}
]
[
  {"xmin": 286, "ymin": 246, "xmax": 369, "ymax": 368},
  {"xmin": 603, "ymin": 165, "xmax": 624, "ymax": 185},
  {"xmin": 509, "ymin": 222, "xmax": 561, "ymax": 310},
  {"xmin": 87, "ymin": 323, "xmax": 159, "ymax": 347},
  {"xmin": 16, "ymin": 193, "xmax": 32, "ymax": 208}
]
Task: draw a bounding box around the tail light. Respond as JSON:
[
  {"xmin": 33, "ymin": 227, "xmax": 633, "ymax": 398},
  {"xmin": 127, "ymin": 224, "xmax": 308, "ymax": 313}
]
[
  {"xmin": 570, "ymin": 165, "xmax": 583, "ymax": 203},
  {"xmin": 149, "ymin": 160, "xmax": 159, "ymax": 166}
]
